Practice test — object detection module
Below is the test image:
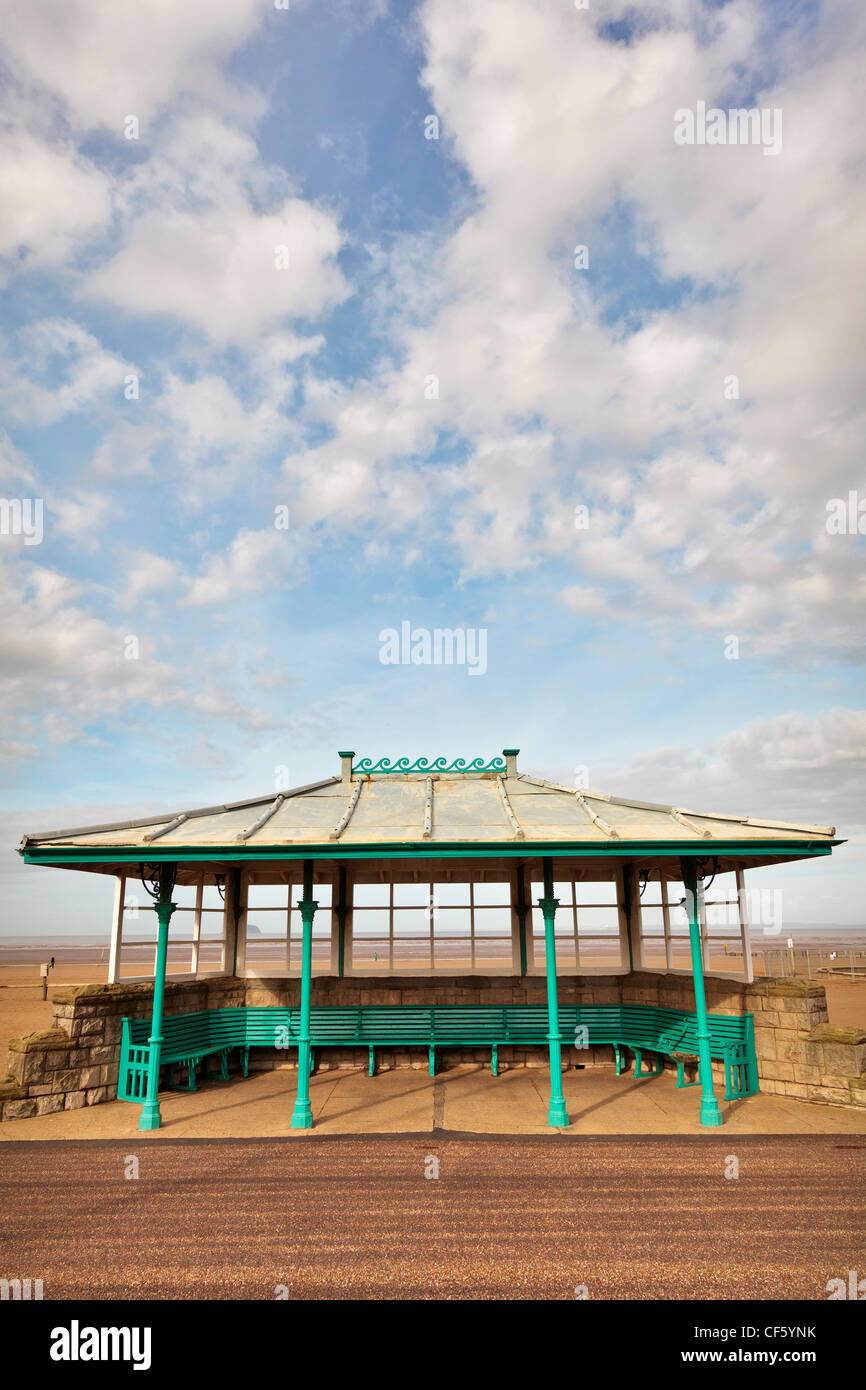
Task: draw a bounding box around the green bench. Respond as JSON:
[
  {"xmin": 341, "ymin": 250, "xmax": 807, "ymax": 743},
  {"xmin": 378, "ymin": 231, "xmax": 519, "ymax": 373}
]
[{"xmin": 118, "ymin": 1004, "xmax": 757, "ymax": 1103}]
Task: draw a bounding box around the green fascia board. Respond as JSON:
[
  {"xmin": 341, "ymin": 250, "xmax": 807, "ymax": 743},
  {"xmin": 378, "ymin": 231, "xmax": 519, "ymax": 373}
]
[{"xmin": 22, "ymin": 839, "xmax": 838, "ymax": 866}]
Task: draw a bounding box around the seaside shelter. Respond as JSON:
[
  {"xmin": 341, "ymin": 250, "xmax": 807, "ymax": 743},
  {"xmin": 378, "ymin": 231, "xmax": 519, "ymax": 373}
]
[{"xmin": 19, "ymin": 750, "xmax": 840, "ymax": 1132}]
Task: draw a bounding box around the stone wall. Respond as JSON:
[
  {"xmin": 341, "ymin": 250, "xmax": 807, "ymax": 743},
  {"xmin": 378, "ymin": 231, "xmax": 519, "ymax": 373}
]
[
  {"xmin": 1, "ymin": 971, "xmax": 864, "ymax": 1120},
  {"xmin": 0, "ymin": 976, "xmax": 243, "ymax": 1120}
]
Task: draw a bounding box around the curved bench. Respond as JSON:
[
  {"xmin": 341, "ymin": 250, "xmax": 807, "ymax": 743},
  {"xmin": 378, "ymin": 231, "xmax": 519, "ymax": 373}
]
[{"xmin": 119, "ymin": 1003, "xmax": 757, "ymax": 1103}]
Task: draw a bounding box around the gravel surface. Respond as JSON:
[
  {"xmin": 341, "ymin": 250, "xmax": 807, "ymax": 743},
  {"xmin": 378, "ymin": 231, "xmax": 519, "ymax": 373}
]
[{"xmin": 1, "ymin": 1135, "xmax": 863, "ymax": 1300}]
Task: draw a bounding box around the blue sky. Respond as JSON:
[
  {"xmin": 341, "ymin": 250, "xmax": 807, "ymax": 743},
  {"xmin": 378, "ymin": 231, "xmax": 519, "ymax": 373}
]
[{"xmin": 0, "ymin": 0, "xmax": 863, "ymax": 933}]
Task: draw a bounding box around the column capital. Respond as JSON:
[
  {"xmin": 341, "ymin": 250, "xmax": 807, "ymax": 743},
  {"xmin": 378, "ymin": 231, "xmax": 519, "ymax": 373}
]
[{"xmin": 538, "ymin": 896, "xmax": 559, "ymax": 915}]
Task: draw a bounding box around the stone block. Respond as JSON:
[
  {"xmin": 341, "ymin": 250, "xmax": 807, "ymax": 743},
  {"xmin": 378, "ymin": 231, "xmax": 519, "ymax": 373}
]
[
  {"xmin": 54, "ymin": 1068, "xmax": 86, "ymax": 1092},
  {"xmin": 64, "ymin": 1090, "xmax": 88, "ymax": 1110},
  {"xmin": 86, "ymin": 1087, "xmax": 109, "ymax": 1106},
  {"xmin": 45, "ymin": 1049, "xmax": 73, "ymax": 1070},
  {"xmin": 823, "ymin": 1042, "xmax": 866, "ymax": 1077},
  {"xmin": 88, "ymin": 1046, "xmax": 115, "ymax": 1067},
  {"xmin": 782, "ymin": 1082, "xmax": 810, "ymax": 1099},
  {"xmin": 8, "ymin": 1028, "xmax": 71, "ymax": 1053},
  {"xmin": 0, "ymin": 1080, "xmax": 28, "ymax": 1102},
  {"xmin": 760, "ymin": 1059, "xmax": 795, "ymax": 1082},
  {"xmin": 36, "ymin": 1094, "xmax": 66, "ymax": 1115},
  {"xmin": 3, "ymin": 1099, "xmax": 38, "ymax": 1120}
]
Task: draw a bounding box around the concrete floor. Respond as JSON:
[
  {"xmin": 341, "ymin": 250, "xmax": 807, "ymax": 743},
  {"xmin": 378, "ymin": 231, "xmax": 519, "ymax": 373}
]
[{"xmin": 3, "ymin": 1064, "xmax": 866, "ymax": 1140}]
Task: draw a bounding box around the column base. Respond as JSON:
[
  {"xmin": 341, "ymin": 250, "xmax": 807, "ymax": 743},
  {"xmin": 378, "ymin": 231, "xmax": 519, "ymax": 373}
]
[
  {"xmin": 700, "ymin": 1099, "xmax": 724, "ymax": 1127},
  {"xmin": 139, "ymin": 1106, "xmax": 161, "ymax": 1131},
  {"xmin": 291, "ymin": 1102, "xmax": 313, "ymax": 1130},
  {"xmin": 548, "ymin": 1102, "xmax": 569, "ymax": 1128}
]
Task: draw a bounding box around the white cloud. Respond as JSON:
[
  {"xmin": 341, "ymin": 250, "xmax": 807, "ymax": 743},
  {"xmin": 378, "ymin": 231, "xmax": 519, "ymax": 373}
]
[
  {"xmin": 52, "ymin": 491, "xmax": 116, "ymax": 551},
  {"xmin": 0, "ymin": 129, "xmax": 112, "ymax": 270},
  {"xmin": 184, "ymin": 527, "xmax": 300, "ymax": 606},
  {"xmin": 0, "ymin": 0, "xmax": 267, "ymax": 131},
  {"xmin": 86, "ymin": 196, "xmax": 349, "ymax": 342},
  {"xmin": 281, "ymin": 0, "xmax": 866, "ymax": 661},
  {"xmin": 577, "ymin": 707, "xmax": 866, "ymax": 835},
  {"xmin": 2, "ymin": 318, "xmax": 134, "ymax": 425}
]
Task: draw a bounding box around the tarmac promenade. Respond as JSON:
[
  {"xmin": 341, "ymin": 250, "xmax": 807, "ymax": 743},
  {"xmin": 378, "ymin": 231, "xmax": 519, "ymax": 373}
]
[{"xmin": 1, "ymin": 1134, "xmax": 863, "ymax": 1298}]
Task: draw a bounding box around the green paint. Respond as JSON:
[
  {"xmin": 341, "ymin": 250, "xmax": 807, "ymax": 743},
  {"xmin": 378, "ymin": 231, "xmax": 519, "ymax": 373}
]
[
  {"xmin": 291, "ymin": 858, "xmax": 316, "ymax": 1130},
  {"xmin": 138, "ymin": 874, "xmax": 176, "ymax": 1132},
  {"xmin": 681, "ymin": 857, "xmax": 723, "ymax": 1127},
  {"xmin": 353, "ymin": 755, "xmax": 507, "ymax": 774},
  {"xmin": 541, "ymin": 856, "xmax": 569, "ymax": 1128},
  {"xmin": 23, "ymin": 839, "xmax": 835, "ymax": 867}
]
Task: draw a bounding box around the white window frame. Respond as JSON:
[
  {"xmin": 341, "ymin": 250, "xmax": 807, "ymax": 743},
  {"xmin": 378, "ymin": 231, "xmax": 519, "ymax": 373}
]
[
  {"xmin": 526, "ymin": 867, "xmax": 629, "ymax": 975},
  {"xmin": 108, "ymin": 870, "xmax": 229, "ymax": 983},
  {"xmin": 634, "ymin": 866, "xmax": 753, "ymax": 983}
]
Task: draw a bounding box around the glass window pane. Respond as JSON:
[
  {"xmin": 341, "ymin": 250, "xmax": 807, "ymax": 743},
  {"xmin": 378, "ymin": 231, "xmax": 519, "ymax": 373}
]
[
  {"xmin": 352, "ymin": 883, "xmax": 390, "ymax": 907},
  {"xmin": 170, "ymin": 884, "xmax": 198, "ymax": 910},
  {"xmin": 638, "ymin": 876, "xmax": 664, "ymax": 905},
  {"xmin": 472, "ymin": 880, "xmax": 511, "ymax": 905},
  {"xmin": 393, "ymin": 881, "xmax": 433, "ymax": 907},
  {"xmin": 352, "ymin": 938, "xmax": 390, "ymax": 969},
  {"xmin": 577, "ymin": 907, "xmax": 619, "ymax": 934},
  {"xmin": 352, "ymin": 907, "xmax": 390, "ymax": 933},
  {"xmin": 639, "ymin": 905, "xmax": 665, "ymax": 934},
  {"xmin": 640, "ymin": 937, "xmax": 667, "ymax": 969},
  {"xmin": 575, "ymin": 879, "xmax": 618, "ymax": 905},
  {"xmin": 435, "ymin": 907, "xmax": 471, "ymax": 934},
  {"xmin": 199, "ymin": 911, "xmax": 225, "ymax": 939},
  {"xmin": 247, "ymin": 884, "xmax": 289, "ymax": 910},
  {"xmin": 393, "ymin": 909, "xmax": 431, "ymax": 937},
  {"xmin": 472, "ymin": 905, "xmax": 512, "ymax": 936},
  {"xmin": 432, "ymin": 881, "xmax": 470, "ymax": 906},
  {"xmin": 580, "ymin": 936, "xmax": 625, "ymax": 967},
  {"xmin": 246, "ymin": 912, "xmax": 286, "ymax": 939},
  {"xmin": 434, "ymin": 933, "xmax": 471, "ymax": 968}
]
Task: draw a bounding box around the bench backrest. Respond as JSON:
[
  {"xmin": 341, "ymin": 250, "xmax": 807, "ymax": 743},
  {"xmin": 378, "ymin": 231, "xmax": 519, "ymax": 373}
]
[{"xmin": 124, "ymin": 1002, "xmax": 751, "ymax": 1054}]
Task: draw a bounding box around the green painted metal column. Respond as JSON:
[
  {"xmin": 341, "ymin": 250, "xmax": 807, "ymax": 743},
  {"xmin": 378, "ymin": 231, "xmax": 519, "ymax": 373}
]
[
  {"xmin": 291, "ymin": 859, "xmax": 317, "ymax": 1130},
  {"xmin": 540, "ymin": 856, "xmax": 569, "ymax": 1128},
  {"xmin": 139, "ymin": 866, "xmax": 176, "ymax": 1132},
  {"xmin": 680, "ymin": 857, "xmax": 723, "ymax": 1127}
]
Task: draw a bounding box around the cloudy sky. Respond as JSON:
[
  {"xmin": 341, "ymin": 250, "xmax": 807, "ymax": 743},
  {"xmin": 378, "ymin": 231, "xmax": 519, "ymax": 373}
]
[{"xmin": 0, "ymin": 0, "xmax": 863, "ymax": 934}]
